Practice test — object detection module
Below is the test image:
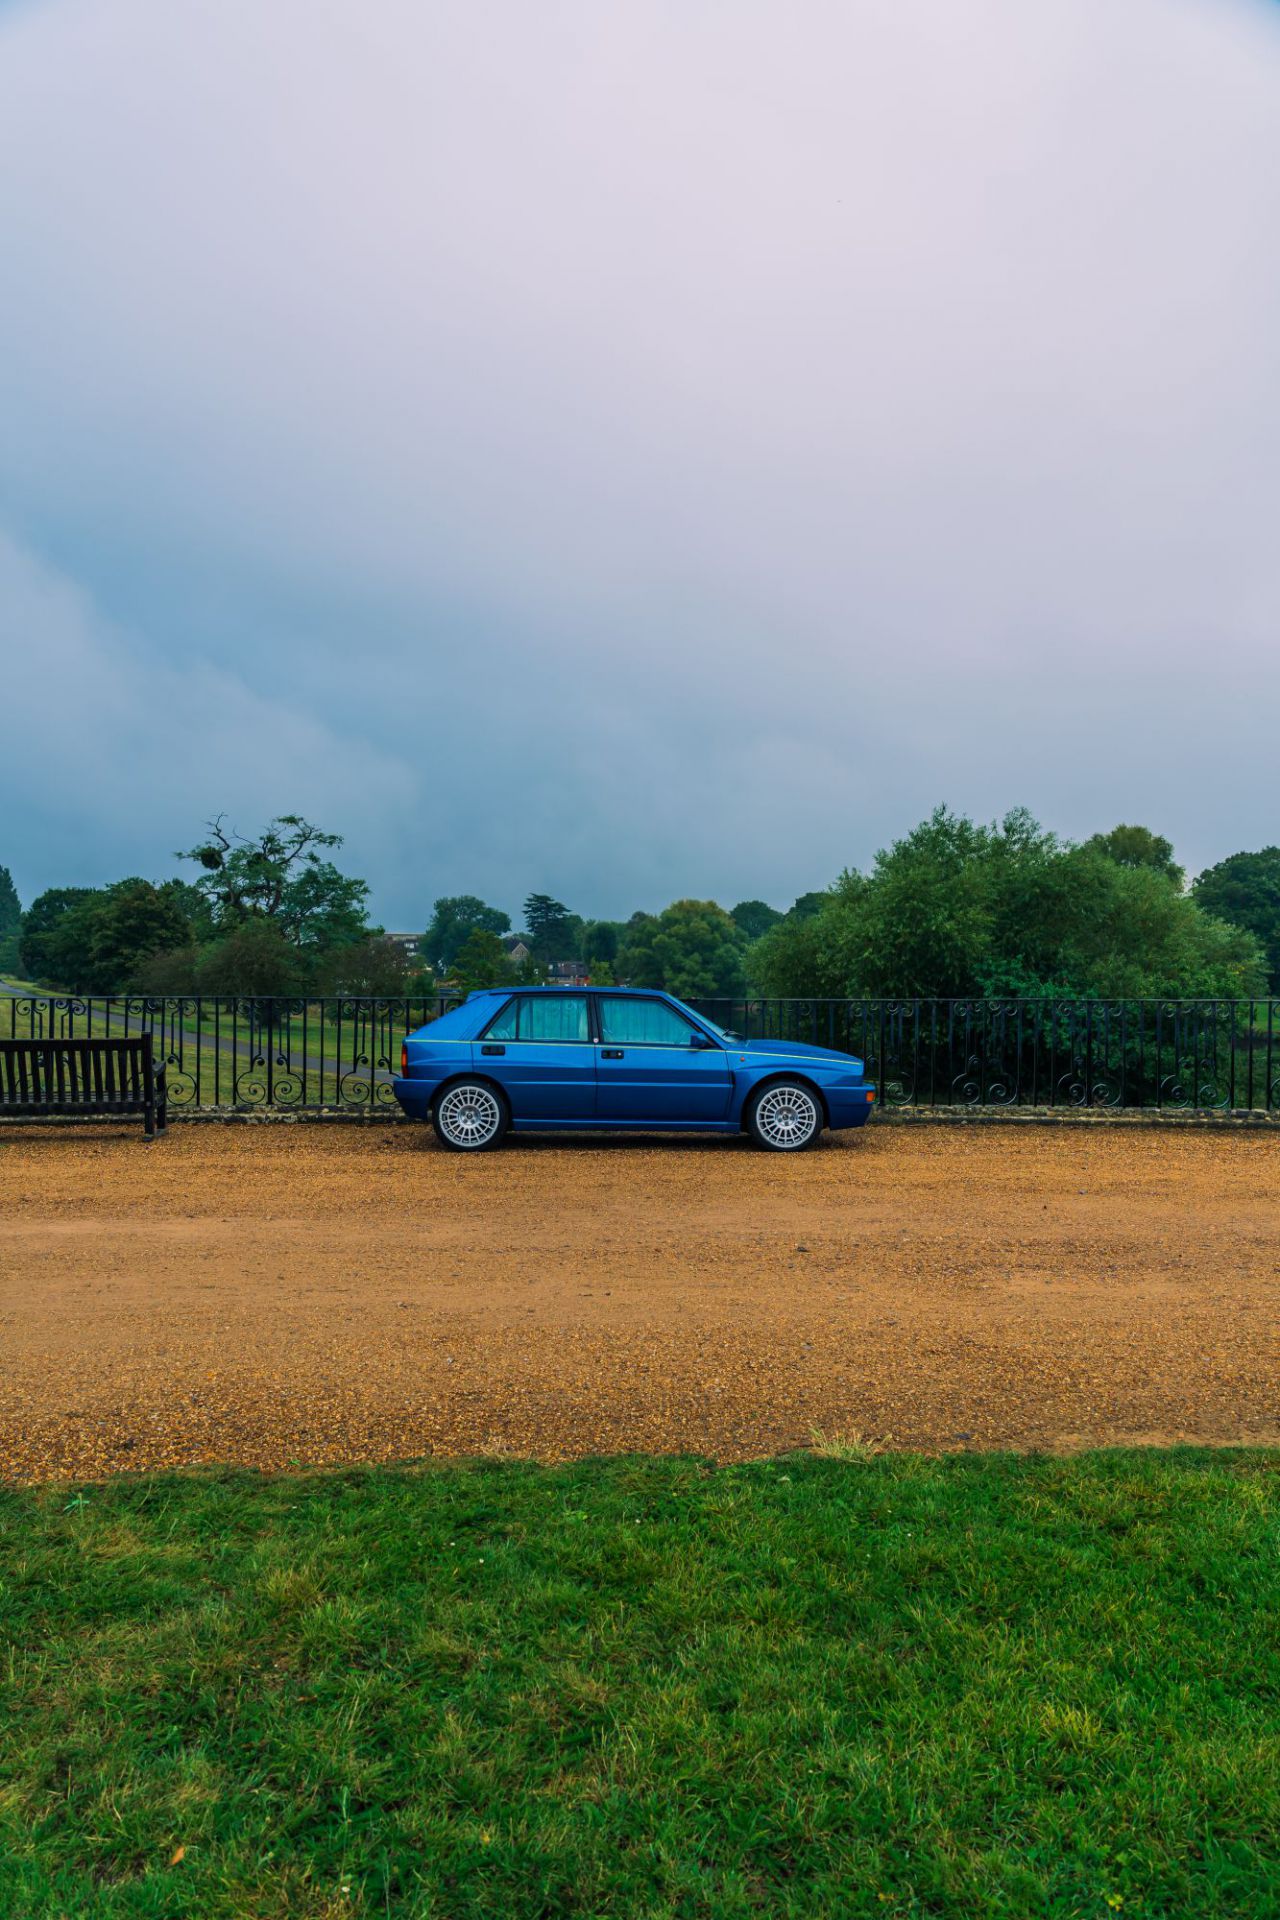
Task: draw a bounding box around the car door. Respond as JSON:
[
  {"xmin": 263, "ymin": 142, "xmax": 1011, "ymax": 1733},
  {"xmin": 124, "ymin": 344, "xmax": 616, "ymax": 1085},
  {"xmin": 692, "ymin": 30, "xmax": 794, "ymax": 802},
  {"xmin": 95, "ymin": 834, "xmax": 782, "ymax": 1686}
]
[
  {"xmin": 476, "ymin": 993, "xmax": 595, "ymax": 1121},
  {"xmin": 593, "ymin": 995, "xmax": 733, "ymax": 1122}
]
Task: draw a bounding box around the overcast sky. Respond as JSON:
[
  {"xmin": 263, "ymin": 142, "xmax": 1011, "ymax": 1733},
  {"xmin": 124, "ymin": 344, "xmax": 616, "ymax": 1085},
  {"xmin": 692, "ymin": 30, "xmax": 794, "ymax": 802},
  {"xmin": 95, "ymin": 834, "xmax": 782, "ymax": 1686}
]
[{"xmin": 2, "ymin": 0, "xmax": 1278, "ymax": 927}]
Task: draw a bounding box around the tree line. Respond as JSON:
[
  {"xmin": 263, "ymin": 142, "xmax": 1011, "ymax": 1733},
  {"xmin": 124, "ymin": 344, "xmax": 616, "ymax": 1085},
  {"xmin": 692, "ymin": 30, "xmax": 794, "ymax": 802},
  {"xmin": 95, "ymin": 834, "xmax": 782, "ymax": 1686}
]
[{"xmin": 2, "ymin": 809, "xmax": 1278, "ymax": 1001}]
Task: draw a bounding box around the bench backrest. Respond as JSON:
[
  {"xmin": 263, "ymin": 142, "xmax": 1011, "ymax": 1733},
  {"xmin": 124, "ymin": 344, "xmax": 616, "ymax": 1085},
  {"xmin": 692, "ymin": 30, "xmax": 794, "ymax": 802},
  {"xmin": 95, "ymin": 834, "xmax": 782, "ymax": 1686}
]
[{"xmin": 0, "ymin": 1035, "xmax": 156, "ymax": 1114}]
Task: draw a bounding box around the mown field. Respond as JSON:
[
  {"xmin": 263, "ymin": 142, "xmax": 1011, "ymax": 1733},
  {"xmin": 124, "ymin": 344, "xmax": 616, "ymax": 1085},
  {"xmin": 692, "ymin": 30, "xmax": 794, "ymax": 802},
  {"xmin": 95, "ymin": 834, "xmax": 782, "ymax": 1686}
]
[{"xmin": 2, "ymin": 1450, "xmax": 1278, "ymax": 1918}]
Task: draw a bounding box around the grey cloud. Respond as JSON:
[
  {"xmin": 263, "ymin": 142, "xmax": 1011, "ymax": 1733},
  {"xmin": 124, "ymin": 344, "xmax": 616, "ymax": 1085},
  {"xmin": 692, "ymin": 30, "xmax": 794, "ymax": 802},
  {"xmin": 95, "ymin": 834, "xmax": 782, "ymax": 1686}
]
[
  {"xmin": 1, "ymin": 0, "xmax": 1278, "ymax": 922},
  {"xmin": 0, "ymin": 530, "xmax": 418, "ymax": 909}
]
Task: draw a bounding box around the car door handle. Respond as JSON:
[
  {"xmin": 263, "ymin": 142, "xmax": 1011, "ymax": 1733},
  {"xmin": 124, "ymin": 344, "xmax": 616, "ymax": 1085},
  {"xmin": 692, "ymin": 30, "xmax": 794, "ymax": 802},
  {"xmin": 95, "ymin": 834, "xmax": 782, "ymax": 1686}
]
[
  {"xmin": 480, "ymin": 1044, "xmax": 505, "ymax": 1056},
  {"xmin": 600, "ymin": 1048, "xmax": 624, "ymax": 1060}
]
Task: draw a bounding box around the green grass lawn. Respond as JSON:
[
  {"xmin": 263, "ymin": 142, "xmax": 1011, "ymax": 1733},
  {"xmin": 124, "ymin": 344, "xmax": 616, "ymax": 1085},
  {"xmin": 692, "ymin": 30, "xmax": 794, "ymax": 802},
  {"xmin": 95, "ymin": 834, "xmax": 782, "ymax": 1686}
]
[{"xmin": 2, "ymin": 1451, "xmax": 1278, "ymax": 1918}]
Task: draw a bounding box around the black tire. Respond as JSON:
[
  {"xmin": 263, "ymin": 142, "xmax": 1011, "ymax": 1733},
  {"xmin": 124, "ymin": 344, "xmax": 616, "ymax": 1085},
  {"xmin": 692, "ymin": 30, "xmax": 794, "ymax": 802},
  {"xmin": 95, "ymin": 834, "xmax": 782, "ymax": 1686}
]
[
  {"xmin": 745, "ymin": 1078, "xmax": 824, "ymax": 1152},
  {"xmin": 432, "ymin": 1079, "xmax": 510, "ymax": 1152}
]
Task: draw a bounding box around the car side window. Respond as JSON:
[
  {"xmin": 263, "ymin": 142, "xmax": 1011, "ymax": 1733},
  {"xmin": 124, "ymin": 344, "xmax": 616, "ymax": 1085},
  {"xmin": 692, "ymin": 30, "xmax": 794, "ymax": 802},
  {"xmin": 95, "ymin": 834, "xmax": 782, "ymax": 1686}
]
[
  {"xmin": 484, "ymin": 998, "xmax": 519, "ymax": 1041},
  {"xmin": 598, "ymin": 996, "xmax": 702, "ymax": 1047},
  {"xmin": 518, "ymin": 995, "xmax": 589, "ymax": 1043}
]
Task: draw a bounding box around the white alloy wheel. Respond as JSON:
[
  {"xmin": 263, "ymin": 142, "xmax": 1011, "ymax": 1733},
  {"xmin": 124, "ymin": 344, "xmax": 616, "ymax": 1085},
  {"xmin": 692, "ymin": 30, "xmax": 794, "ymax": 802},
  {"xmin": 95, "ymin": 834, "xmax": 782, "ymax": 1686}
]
[
  {"xmin": 434, "ymin": 1081, "xmax": 507, "ymax": 1151},
  {"xmin": 748, "ymin": 1080, "xmax": 822, "ymax": 1152}
]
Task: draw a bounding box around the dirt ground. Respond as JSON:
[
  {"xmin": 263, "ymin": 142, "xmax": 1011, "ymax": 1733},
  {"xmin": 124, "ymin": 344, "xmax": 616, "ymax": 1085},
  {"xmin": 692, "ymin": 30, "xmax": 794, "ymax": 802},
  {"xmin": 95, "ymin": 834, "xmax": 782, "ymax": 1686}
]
[{"xmin": 1, "ymin": 1121, "xmax": 1277, "ymax": 1479}]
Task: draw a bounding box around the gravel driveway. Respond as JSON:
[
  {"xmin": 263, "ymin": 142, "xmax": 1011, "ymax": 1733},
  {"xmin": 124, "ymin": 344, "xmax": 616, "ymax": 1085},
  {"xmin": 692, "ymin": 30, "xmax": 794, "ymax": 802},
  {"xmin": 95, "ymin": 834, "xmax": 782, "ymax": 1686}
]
[{"xmin": 1, "ymin": 1123, "xmax": 1277, "ymax": 1479}]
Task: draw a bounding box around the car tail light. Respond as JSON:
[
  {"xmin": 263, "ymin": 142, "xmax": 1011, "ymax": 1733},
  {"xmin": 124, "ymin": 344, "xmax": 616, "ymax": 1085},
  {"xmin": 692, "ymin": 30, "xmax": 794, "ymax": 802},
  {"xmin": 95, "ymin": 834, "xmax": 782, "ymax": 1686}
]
[{"xmin": 401, "ymin": 1042, "xmax": 408, "ymax": 1076}]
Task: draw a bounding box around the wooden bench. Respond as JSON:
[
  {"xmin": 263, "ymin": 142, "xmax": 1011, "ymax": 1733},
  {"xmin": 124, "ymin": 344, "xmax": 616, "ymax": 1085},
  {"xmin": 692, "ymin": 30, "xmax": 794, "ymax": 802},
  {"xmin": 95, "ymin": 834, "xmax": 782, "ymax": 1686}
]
[{"xmin": 0, "ymin": 1034, "xmax": 167, "ymax": 1139}]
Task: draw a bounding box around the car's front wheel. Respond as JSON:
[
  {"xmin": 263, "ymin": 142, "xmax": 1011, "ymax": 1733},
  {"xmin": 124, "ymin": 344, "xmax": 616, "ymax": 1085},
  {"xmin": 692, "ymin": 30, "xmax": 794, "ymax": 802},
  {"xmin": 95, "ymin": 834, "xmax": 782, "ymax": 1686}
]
[
  {"xmin": 433, "ymin": 1079, "xmax": 510, "ymax": 1152},
  {"xmin": 746, "ymin": 1079, "xmax": 824, "ymax": 1152}
]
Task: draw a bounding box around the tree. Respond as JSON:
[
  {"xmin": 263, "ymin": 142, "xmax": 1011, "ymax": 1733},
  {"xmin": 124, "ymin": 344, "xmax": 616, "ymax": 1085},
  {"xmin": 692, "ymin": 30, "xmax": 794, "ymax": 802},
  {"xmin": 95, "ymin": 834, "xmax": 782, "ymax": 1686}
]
[
  {"xmin": 151, "ymin": 877, "xmax": 217, "ymax": 943},
  {"xmin": 523, "ymin": 894, "xmax": 583, "ymax": 962},
  {"xmin": 451, "ymin": 928, "xmax": 517, "ymax": 996},
  {"xmin": 1050, "ymin": 853, "xmax": 1261, "ymax": 999},
  {"xmin": 828, "ymin": 808, "xmax": 998, "ymax": 999},
  {"xmin": 19, "ymin": 887, "xmax": 100, "ymax": 984},
  {"xmin": 788, "ymin": 891, "xmax": 830, "ymax": 922},
  {"xmin": 581, "ymin": 919, "xmax": 622, "ymax": 967},
  {"xmin": 730, "ymin": 900, "xmax": 783, "ymax": 941},
  {"xmin": 0, "ymin": 865, "xmax": 22, "ymax": 973},
  {"xmin": 195, "ymin": 918, "xmax": 313, "ymax": 997},
  {"xmin": 422, "ymin": 896, "xmax": 511, "ymax": 972},
  {"xmin": 747, "ymin": 808, "xmax": 1265, "ymax": 1001},
  {"xmin": 130, "ymin": 944, "xmax": 202, "ymax": 995},
  {"xmin": 179, "ymin": 815, "xmax": 372, "ymax": 951},
  {"xmin": 17, "ymin": 880, "xmax": 195, "ymax": 992},
  {"xmin": 745, "ymin": 913, "xmax": 829, "ymax": 996},
  {"xmin": 1084, "ymin": 824, "xmax": 1184, "ymax": 888},
  {"xmin": 316, "ymin": 935, "xmax": 414, "ymax": 996},
  {"xmin": 86, "ymin": 880, "xmax": 194, "ymax": 993},
  {"xmin": 615, "ymin": 912, "xmax": 660, "ymax": 986},
  {"xmin": 0, "ymin": 865, "xmax": 21, "ymax": 937},
  {"xmin": 617, "ymin": 900, "xmax": 745, "ymax": 1000},
  {"xmin": 1192, "ymin": 848, "xmax": 1280, "ymax": 991}
]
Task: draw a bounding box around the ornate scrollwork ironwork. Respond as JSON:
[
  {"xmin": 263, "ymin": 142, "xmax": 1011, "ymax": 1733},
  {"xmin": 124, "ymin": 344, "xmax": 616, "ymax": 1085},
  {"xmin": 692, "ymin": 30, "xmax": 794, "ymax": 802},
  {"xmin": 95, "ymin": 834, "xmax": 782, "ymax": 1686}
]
[
  {"xmin": 879, "ymin": 1074, "xmax": 915, "ymax": 1106},
  {"xmin": 940, "ymin": 1000, "xmax": 1022, "ymax": 1105},
  {"xmin": 1053, "ymin": 1068, "xmax": 1085, "ymax": 1107},
  {"xmin": 164, "ymin": 1066, "xmax": 198, "ymax": 1106},
  {"xmin": 1158, "ymin": 1073, "xmax": 1188, "ymax": 1108},
  {"xmin": 1194, "ymin": 1076, "xmax": 1228, "ymax": 1110},
  {"xmin": 951, "ymin": 1056, "xmax": 984, "ymax": 1106},
  {"xmin": 234, "ymin": 1059, "xmax": 270, "ymax": 1106},
  {"xmin": 272, "ymin": 1072, "xmax": 306, "ymax": 1108},
  {"xmin": 1157, "ymin": 1052, "xmax": 1222, "ymax": 1109},
  {"xmin": 338, "ymin": 1059, "xmax": 374, "ymax": 1106}
]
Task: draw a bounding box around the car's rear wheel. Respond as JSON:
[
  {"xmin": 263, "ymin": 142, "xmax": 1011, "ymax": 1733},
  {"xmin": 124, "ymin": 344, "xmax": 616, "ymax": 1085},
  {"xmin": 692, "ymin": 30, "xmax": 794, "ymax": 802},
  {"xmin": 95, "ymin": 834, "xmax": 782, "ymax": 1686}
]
[
  {"xmin": 746, "ymin": 1078, "xmax": 823, "ymax": 1152},
  {"xmin": 433, "ymin": 1079, "xmax": 509, "ymax": 1151}
]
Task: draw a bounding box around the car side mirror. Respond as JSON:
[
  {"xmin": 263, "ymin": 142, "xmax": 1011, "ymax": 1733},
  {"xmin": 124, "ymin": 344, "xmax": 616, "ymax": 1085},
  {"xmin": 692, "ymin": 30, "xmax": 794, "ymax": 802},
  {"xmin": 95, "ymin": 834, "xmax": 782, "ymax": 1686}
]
[{"xmin": 690, "ymin": 1030, "xmax": 717, "ymax": 1050}]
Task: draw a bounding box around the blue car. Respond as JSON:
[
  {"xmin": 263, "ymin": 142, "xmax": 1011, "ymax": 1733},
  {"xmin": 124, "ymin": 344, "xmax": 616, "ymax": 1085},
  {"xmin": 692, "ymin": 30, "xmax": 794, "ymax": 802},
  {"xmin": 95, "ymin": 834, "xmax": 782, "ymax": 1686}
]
[{"xmin": 394, "ymin": 986, "xmax": 876, "ymax": 1151}]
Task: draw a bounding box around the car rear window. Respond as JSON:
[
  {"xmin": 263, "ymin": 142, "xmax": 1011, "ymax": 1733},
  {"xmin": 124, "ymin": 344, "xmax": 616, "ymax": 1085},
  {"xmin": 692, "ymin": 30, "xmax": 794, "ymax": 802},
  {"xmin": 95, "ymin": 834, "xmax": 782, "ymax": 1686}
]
[{"xmin": 486, "ymin": 995, "xmax": 590, "ymax": 1043}]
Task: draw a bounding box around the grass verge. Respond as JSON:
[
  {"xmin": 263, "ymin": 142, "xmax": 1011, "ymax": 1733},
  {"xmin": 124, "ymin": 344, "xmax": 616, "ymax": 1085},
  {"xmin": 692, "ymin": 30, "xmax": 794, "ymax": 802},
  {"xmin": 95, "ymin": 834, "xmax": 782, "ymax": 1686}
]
[{"xmin": 2, "ymin": 1451, "xmax": 1278, "ymax": 1918}]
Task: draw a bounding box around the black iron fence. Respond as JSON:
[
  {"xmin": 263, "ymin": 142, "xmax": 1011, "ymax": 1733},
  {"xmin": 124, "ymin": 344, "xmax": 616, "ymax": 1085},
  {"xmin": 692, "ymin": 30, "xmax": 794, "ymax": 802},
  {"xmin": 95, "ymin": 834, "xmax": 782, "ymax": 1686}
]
[
  {"xmin": 1, "ymin": 995, "xmax": 456, "ymax": 1114},
  {"xmin": 690, "ymin": 998, "xmax": 1280, "ymax": 1113},
  {"xmin": 4, "ymin": 993, "xmax": 1280, "ymax": 1114}
]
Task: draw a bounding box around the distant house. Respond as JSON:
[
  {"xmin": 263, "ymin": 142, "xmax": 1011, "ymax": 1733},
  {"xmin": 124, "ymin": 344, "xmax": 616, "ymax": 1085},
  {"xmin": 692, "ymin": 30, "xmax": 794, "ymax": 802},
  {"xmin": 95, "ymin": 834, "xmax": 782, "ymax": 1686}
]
[
  {"xmin": 504, "ymin": 938, "xmax": 532, "ymax": 963},
  {"xmin": 549, "ymin": 959, "xmax": 589, "ymax": 985},
  {"xmin": 386, "ymin": 932, "xmax": 421, "ymax": 958}
]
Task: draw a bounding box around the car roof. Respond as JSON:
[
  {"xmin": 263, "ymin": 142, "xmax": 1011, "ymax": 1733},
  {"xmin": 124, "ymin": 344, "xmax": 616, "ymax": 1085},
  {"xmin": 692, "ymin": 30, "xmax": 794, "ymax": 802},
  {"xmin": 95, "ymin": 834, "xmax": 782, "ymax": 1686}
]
[{"xmin": 464, "ymin": 985, "xmax": 658, "ymax": 999}]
